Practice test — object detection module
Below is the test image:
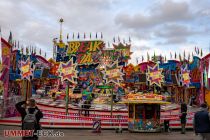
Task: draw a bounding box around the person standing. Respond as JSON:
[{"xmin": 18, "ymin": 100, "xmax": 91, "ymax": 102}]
[
  {"xmin": 180, "ymin": 103, "xmax": 187, "ymax": 134},
  {"xmin": 16, "ymin": 99, "xmax": 43, "ymax": 140},
  {"xmin": 194, "ymin": 103, "xmax": 210, "ymax": 140}
]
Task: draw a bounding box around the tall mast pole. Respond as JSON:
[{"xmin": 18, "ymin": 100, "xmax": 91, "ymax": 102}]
[{"xmin": 59, "ymin": 18, "xmax": 64, "ymax": 42}]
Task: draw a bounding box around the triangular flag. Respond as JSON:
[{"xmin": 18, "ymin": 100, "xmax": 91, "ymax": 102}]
[
  {"xmin": 147, "ymin": 52, "xmax": 150, "ymax": 61},
  {"xmin": 73, "ymin": 33, "xmax": 75, "ymax": 39},
  {"xmin": 96, "ymin": 32, "xmax": 97, "ymax": 39},
  {"xmin": 77, "ymin": 32, "xmax": 80, "ymax": 39},
  {"xmin": 90, "ymin": 33, "xmax": 91, "ymax": 39},
  {"xmin": 129, "ymin": 36, "xmax": 131, "ymax": 43},
  {"xmin": 84, "ymin": 33, "xmax": 86, "ymax": 39},
  {"xmin": 113, "ymin": 37, "xmax": 115, "ymax": 43},
  {"xmin": 101, "ymin": 32, "xmax": 103, "ymax": 39}
]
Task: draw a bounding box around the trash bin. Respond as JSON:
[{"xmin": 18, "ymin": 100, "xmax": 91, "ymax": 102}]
[{"xmin": 92, "ymin": 118, "xmax": 101, "ymax": 133}]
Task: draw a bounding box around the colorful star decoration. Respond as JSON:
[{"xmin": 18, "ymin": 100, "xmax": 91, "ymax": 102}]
[
  {"xmin": 180, "ymin": 66, "xmax": 191, "ymax": 87},
  {"xmin": 102, "ymin": 61, "xmax": 124, "ymax": 84},
  {"xmin": 147, "ymin": 64, "xmax": 164, "ymax": 87},
  {"xmin": 59, "ymin": 58, "xmax": 78, "ymax": 83},
  {"xmin": 20, "ymin": 59, "xmax": 33, "ymax": 80}
]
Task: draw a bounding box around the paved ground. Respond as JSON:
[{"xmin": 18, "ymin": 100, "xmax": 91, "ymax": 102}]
[{"xmin": 0, "ymin": 125, "xmax": 201, "ymax": 140}]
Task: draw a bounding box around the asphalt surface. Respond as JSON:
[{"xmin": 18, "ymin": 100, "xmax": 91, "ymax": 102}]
[{"xmin": 0, "ymin": 125, "xmax": 201, "ymax": 140}]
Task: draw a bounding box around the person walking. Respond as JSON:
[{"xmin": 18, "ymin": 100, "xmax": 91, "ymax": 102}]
[
  {"xmin": 16, "ymin": 99, "xmax": 43, "ymax": 140},
  {"xmin": 194, "ymin": 103, "xmax": 210, "ymax": 140},
  {"xmin": 180, "ymin": 103, "xmax": 187, "ymax": 134}
]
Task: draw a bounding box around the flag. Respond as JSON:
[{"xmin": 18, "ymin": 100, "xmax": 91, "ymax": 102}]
[
  {"xmin": 96, "ymin": 32, "xmax": 97, "ymax": 39},
  {"xmin": 175, "ymin": 52, "xmax": 177, "ymax": 59},
  {"xmin": 165, "ymin": 55, "xmax": 166, "ymax": 62},
  {"xmin": 18, "ymin": 41, "xmax": 20, "ymax": 49},
  {"xmin": 108, "ymin": 42, "xmax": 110, "ymax": 48},
  {"xmin": 170, "ymin": 52, "xmax": 172, "ymax": 59},
  {"xmin": 198, "ymin": 48, "xmax": 200, "ymax": 55},
  {"xmin": 147, "ymin": 52, "xmax": 150, "ymax": 61},
  {"xmin": 90, "ymin": 33, "xmax": 91, "ymax": 39},
  {"xmin": 101, "ymin": 32, "xmax": 103, "ymax": 39},
  {"xmin": 84, "ymin": 33, "xmax": 86, "ymax": 39},
  {"xmin": 188, "ymin": 53, "xmax": 190, "ymax": 61},
  {"xmin": 201, "ymin": 48, "xmax": 203, "ymax": 57},
  {"xmin": 136, "ymin": 57, "xmax": 138, "ymax": 64},
  {"xmin": 118, "ymin": 36, "xmax": 120, "ymax": 42},
  {"xmin": 26, "ymin": 47, "xmax": 29, "ymax": 55},
  {"xmin": 179, "ymin": 53, "xmax": 182, "ymax": 61},
  {"xmin": 129, "ymin": 36, "xmax": 131, "ymax": 43},
  {"xmin": 184, "ymin": 50, "xmax": 186, "ymax": 59},
  {"xmin": 8, "ymin": 31, "xmax": 12, "ymax": 45},
  {"xmin": 123, "ymin": 39, "xmax": 125, "ymax": 44},
  {"xmin": 67, "ymin": 33, "xmax": 69, "ymax": 40},
  {"xmin": 45, "ymin": 52, "xmax": 46, "ymax": 58},
  {"xmin": 77, "ymin": 32, "xmax": 80, "ymax": 39},
  {"xmin": 113, "ymin": 37, "xmax": 115, "ymax": 43},
  {"xmin": 73, "ymin": 33, "xmax": 75, "ymax": 39}
]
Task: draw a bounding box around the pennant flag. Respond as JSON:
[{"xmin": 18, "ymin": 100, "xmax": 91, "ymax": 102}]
[
  {"xmin": 67, "ymin": 33, "xmax": 69, "ymax": 40},
  {"xmin": 90, "ymin": 33, "xmax": 91, "ymax": 39},
  {"xmin": 198, "ymin": 48, "xmax": 200, "ymax": 55},
  {"xmin": 108, "ymin": 42, "xmax": 110, "ymax": 48},
  {"xmin": 184, "ymin": 50, "xmax": 186, "ymax": 59},
  {"xmin": 21, "ymin": 47, "xmax": 24, "ymax": 54},
  {"xmin": 45, "ymin": 52, "xmax": 47, "ymax": 58},
  {"xmin": 179, "ymin": 53, "xmax": 182, "ymax": 61},
  {"xmin": 201, "ymin": 48, "xmax": 203, "ymax": 57},
  {"xmin": 77, "ymin": 32, "xmax": 80, "ymax": 39},
  {"xmin": 170, "ymin": 52, "xmax": 172, "ymax": 59},
  {"xmin": 96, "ymin": 32, "xmax": 97, "ymax": 39},
  {"xmin": 129, "ymin": 36, "xmax": 131, "ymax": 43},
  {"xmin": 26, "ymin": 47, "xmax": 29, "ymax": 55},
  {"xmin": 123, "ymin": 39, "xmax": 125, "ymax": 44},
  {"xmin": 73, "ymin": 32, "xmax": 75, "ymax": 39},
  {"xmin": 101, "ymin": 32, "xmax": 103, "ymax": 39},
  {"xmin": 118, "ymin": 36, "xmax": 120, "ymax": 42},
  {"xmin": 34, "ymin": 47, "xmax": 36, "ymax": 55},
  {"xmin": 39, "ymin": 48, "xmax": 41, "ymax": 55},
  {"xmin": 8, "ymin": 31, "xmax": 12, "ymax": 45},
  {"xmin": 142, "ymin": 56, "xmax": 144, "ymax": 62},
  {"xmin": 147, "ymin": 52, "xmax": 150, "ymax": 61},
  {"xmin": 165, "ymin": 55, "xmax": 166, "ymax": 62},
  {"xmin": 188, "ymin": 53, "xmax": 190, "ymax": 61},
  {"xmin": 113, "ymin": 37, "xmax": 115, "ymax": 43},
  {"xmin": 175, "ymin": 52, "xmax": 177, "ymax": 59},
  {"xmin": 136, "ymin": 57, "xmax": 139, "ymax": 64},
  {"xmin": 84, "ymin": 32, "xmax": 86, "ymax": 39}
]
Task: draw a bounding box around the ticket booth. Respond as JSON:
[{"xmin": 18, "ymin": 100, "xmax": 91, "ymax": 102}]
[{"xmin": 121, "ymin": 94, "xmax": 170, "ymax": 132}]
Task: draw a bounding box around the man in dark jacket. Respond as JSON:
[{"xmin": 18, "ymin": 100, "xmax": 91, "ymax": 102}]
[
  {"xmin": 194, "ymin": 103, "xmax": 210, "ymax": 140},
  {"xmin": 15, "ymin": 99, "xmax": 43, "ymax": 140},
  {"xmin": 180, "ymin": 103, "xmax": 187, "ymax": 134}
]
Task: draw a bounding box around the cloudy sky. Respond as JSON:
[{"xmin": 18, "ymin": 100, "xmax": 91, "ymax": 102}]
[{"xmin": 1, "ymin": 0, "xmax": 210, "ymax": 64}]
